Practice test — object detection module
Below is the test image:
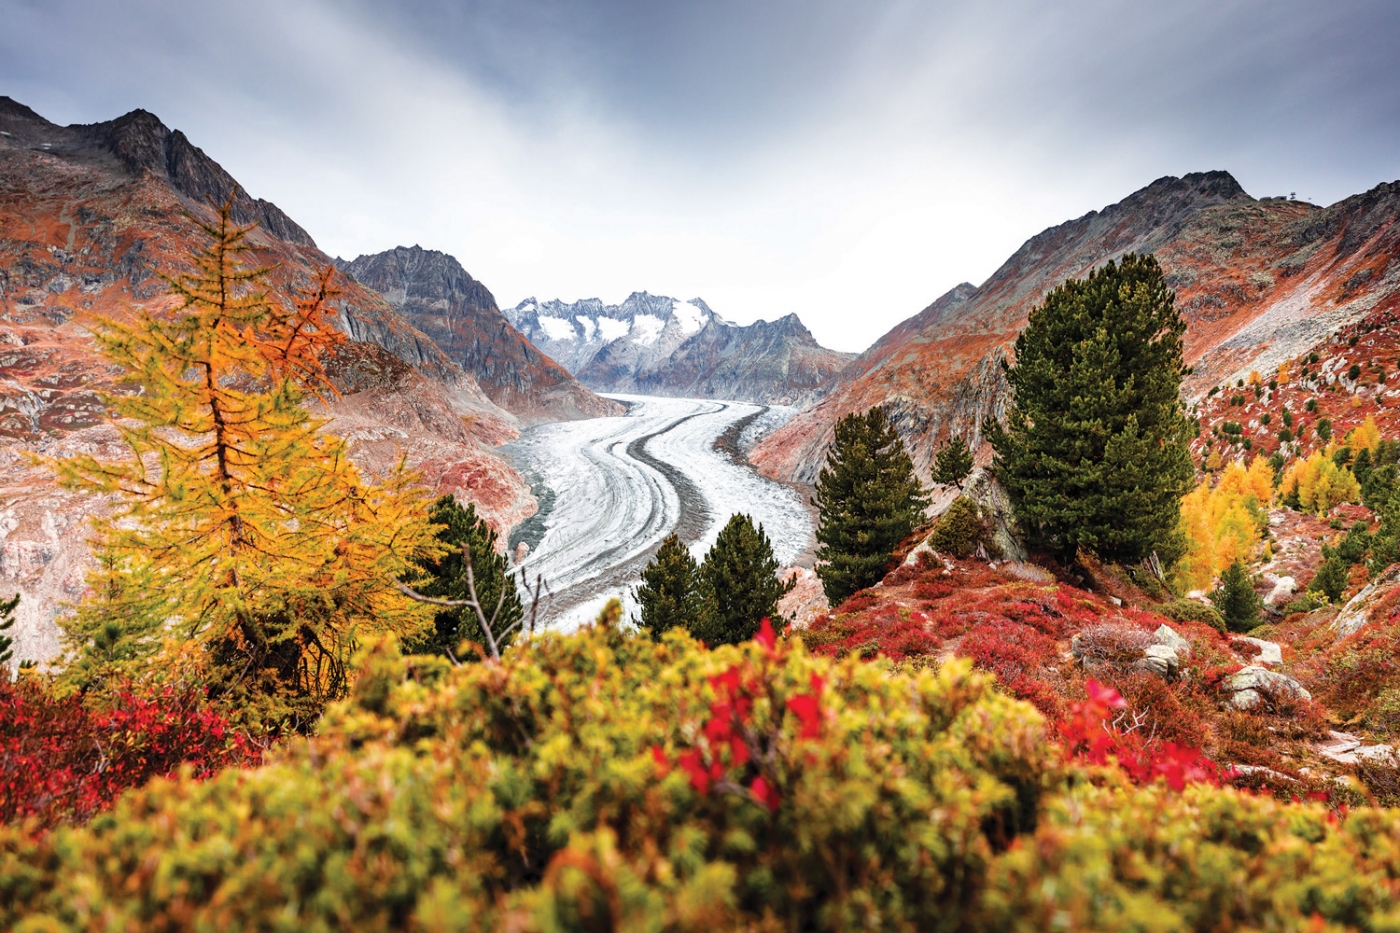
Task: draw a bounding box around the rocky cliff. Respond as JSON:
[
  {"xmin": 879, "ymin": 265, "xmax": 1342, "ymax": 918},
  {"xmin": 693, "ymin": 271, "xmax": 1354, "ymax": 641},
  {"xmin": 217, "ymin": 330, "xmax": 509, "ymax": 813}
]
[
  {"xmin": 752, "ymin": 171, "xmax": 1400, "ymax": 485},
  {"xmin": 505, "ymin": 291, "xmax": 853, "ymax": 406},
  {"xmin": 339, "ymin": 246, "xmax": 621, "ymax": 422},
  {"xmin": 0, "ymin": 98, "xmax": 536, "ymax": 667}
]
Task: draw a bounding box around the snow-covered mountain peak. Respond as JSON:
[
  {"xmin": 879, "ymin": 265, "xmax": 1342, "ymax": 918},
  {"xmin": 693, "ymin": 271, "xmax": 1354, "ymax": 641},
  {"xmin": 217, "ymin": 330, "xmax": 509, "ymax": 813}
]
[{"xmin": 503, "ymin": 291, "xmax": 854, "ymax": 406}]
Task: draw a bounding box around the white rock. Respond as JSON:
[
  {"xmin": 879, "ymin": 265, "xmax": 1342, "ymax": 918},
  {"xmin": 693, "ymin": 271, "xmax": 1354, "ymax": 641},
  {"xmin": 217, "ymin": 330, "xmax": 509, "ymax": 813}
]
[
  {"xmin": 1141, "ymin": 643, "xmax": 1180, "ymax": 679},
  {"xmin": 1234, "ymin": 636, "xmax": 1283, "ymax": 666},
  {"xmin": 1230, "ymin": 689, "xmax": 1263, "ymax": 711},
  {"xmin": 1153, "ymin": 624, "xmax": 1192, "ymax": 657},
  {"xmin": 1224, "ymin": 665, "xmax": 1311, "ymax": 701},
  {"xmin": 1263, "ymin": 577, "xmax": 1296, "ymax": 608},
  {"xmin": 1354, "ymin": 745, "xmax": 1399, "ymax": 765},
  {"xmin": 1332, "ymin": 565, "xmax": 1400, "ymax": 640}
]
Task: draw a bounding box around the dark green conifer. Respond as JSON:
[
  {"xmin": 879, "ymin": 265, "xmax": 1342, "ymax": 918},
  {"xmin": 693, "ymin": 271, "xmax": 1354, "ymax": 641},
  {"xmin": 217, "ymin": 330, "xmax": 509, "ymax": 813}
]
[
  {"xmin": 406, "ymin": 495, "xmax": 522, "ymax": 660},
  {"xmin": 0, "ymin": 592, "xmax": 17, "ymax": 672},
  {"xmin": 695, "ymin": 514, "xmax": 793, "ymax": 646},
  {"xmin": 1309, "ymin": 556, "xmax": 1350, "ymax": 604},
  {"xmin": 1213, "ymin": 559, "xmax": 1263, "ymax": 632},
  {"xmin": 813, "ymin": 407, "xmax": 929, "ymax": 604},
  {"xmin": 985, "ymin": 254, "xmax": 1194, "ymax": 564},
  {"xmin": 932, "ymin": 436, "xmax": 974, "ymax": 490},
  {"xmin": 635, "ymin": 534, "xmax": 706, "ymax": 640}
]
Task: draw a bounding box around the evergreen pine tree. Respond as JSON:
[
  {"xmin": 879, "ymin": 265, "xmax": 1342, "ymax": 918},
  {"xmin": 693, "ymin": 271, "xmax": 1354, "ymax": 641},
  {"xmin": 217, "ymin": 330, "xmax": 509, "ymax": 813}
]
[
  {"xmin": 813, "ymin": 407, "xmax": 930, "ymax": 604},
  {"xmin": 635, "ymin": 533, "xmax": 706, "ymax": 640},
  {"xmin": 1213, "ymin": 559, "xmax": 1263, "ymax": 632},
  {"xmin": 985, "ymin": 254, "xmax": 1194, "ymax": 564},
  {"xmin": 50, "ymin": 201, "xmax": 437, "ymax": 729},
  {"xmin": 405, "ymin": 495, "xmax": 522, "ymax": 660},
  {"xmin": 695, "ymin": 514, "xmax": 793, "ymax": 646},
  {"xmin": 932, "ymin": 436, "xmax": 974, "ymax": 490},
  {"xmin": 0, "ymin": 592, "xmax": 18, "ymax": 672},
  {"xmin": 1309, "ymin": 556, "xmax": 1350, "ymax": 604}
]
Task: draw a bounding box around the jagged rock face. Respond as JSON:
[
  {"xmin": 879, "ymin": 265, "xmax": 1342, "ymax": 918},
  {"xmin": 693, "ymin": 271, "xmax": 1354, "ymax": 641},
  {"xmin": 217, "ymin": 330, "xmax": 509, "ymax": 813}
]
[
  {"xmin": 506, "ymin": 291, "xmax": 854, "ymax": 406},
  {"xmin": 754, "ymin": 171, "xmax": 1400, "ymax": 484},
  {"xmin": 0, "ymin": 98, "xmax": 536, "ymax": 668},
  {"xmin": 339, "ymin": 247, "xmax": 621, "ymax": 423}
]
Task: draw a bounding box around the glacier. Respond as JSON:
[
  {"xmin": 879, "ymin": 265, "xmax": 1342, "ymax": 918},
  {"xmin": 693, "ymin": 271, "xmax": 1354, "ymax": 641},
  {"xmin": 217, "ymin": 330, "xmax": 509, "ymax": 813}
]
[{"xmin": 501, "ymin": 394, "xmax": 814, "ymax": 632}]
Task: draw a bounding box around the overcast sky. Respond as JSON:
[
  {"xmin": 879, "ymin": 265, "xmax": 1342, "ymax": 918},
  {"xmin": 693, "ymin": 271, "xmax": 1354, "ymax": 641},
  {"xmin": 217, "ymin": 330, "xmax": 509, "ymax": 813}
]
[{"xmin": 4, "ymin": 1, "xmax": 1398, "ymax": 351}]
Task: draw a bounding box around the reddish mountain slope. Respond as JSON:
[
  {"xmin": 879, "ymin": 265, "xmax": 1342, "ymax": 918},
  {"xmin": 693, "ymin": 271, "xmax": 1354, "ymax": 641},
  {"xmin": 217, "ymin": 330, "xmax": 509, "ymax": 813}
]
[
  {"xmin": 0, "ymin": 98, "xmax": 536, "ymax": 666},
  {"xmin": 753, "ymin": 172, "xmax": 1400, "ymax": 485},
  {"xmin": 340, "ymin": 246, "xmax": 621, "ymax": 422}
]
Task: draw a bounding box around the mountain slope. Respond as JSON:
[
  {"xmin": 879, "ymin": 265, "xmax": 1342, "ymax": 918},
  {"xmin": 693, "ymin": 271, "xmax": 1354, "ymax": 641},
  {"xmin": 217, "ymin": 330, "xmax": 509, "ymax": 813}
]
[
  {"xmin": 340, "ymin": 246, "xmax": 621, "ymax": 422},
  {"xmin": 506, "ymin": 291, "xmax": 853, "ymax": 406},
  {"xmin": 0, "ymin": 97, "xmax": 535, "ymax": 666},
  {"xmin": 753, "ymin": 171, "xmax": 1400, "ymax": 484}
]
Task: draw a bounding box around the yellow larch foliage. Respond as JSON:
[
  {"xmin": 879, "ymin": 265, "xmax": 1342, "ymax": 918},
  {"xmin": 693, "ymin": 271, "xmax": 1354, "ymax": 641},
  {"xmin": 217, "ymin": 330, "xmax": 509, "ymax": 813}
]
[
  {"xmin": 1347, "ymin": 415, "xmax": 1382, "ymax": 453},
  {"xmin": 1276, "ymin": 362, "xmax": 1290, "ymax": 385},
  {"xmin": 1278, "ymin": 450, "xmax": 1362, "ymax": 516},
  {"xmin": 1247, "ymin": 370, "xmax": 1262, "ymax": 386},
  {"xmin": 1172, "ymin": 457, "xmax": 1271, "ymax": 592},
  {"xmin": 49, "ymin": 202, "xmax": 438, "ymax": 728}
]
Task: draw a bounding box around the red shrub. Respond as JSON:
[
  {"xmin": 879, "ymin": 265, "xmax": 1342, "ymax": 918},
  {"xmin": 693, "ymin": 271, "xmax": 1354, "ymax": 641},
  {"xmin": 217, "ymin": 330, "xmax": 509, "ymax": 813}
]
[
  {"xmin": 835, "ymin": 592, "xmax": 879, "ymax": 614},
  {"xmin": 1057, "ymin": 680, "xmax": 1227, "ymax": 791},
  {"xmin": 912, "ymin": 581, "xmax": 953, "ymax": 602},
  {"xmin": 801, "ymin": 609, "xmax": 940, "ymax": 663},
  {"xmin": 956, "ymin": 621, "xmax": 1060, "ymax": 684},
  {"xmin": 0, "ymin": 677, "xmax": 262, "ymax": 827}
]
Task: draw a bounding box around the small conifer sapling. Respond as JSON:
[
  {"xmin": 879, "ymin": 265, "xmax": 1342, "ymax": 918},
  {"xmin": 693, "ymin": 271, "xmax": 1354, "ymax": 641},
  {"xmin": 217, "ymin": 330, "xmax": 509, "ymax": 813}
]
[{"xmin": 635, "ymin": 533, "xmax": 707, "ymax": 640}]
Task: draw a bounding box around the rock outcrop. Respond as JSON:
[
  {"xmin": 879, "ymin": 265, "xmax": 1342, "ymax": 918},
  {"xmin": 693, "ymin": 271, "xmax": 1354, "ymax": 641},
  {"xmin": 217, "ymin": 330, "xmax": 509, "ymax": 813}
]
[
  {"xmin": 506, "ymin": 292, "xmax": 854, "ymax": 406},
  {"xmin": 0, "ymin": 98, "xmax": 537, "ymax": 667},
  {"xmin": 753, "ymin": 171, "xmax": 1400, "ymax": 485},
  {"xmin": 339, "ymin": 246, "xmax": 621, "ymax": 423}
]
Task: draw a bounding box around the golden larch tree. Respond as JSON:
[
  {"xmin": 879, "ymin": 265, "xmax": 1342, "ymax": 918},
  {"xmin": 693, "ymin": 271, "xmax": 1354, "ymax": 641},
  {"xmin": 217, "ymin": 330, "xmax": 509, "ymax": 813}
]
[{"xmin": 52, "ymin": 202, "xmax": 437, "ymax": 729}]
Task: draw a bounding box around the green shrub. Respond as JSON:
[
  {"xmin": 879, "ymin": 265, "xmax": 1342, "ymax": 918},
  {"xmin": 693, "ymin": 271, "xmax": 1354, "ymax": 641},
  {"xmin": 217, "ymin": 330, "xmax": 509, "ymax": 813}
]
[
  {"xmin": 1158, "ymin": 598, "xmax": 1226, "ymax": 633},
  {"xmin": 1, "ymin": 622, "xmax": 1051, "ymax": 931},
  {"xmin": 978, "ymin": 780, "xmax": 1400, "ymax": 931},
  {"xmin": 928, "ymin": 496, "xmax": 994, "ymax": 559},
  {"xmin": 11, "ymin": 622, "xmax": 1400, "ymax": 930}
]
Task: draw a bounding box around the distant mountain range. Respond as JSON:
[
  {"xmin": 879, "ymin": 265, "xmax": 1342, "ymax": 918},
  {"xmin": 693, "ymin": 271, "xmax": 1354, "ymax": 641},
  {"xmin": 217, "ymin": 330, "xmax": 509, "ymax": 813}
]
[
  {"xmin": 753, "ymin": 170, "xmax": 1400, "ymax": 487},
  {"xmin": 505, "ymin": 292, "xmax": 854, "ymax": 406}
]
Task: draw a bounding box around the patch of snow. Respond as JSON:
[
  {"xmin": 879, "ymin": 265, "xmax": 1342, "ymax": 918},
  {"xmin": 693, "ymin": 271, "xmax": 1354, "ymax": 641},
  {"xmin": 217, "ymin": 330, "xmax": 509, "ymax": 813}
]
[
  {"xmin": 672, "ymin": 299, "xmax": 707, "ymax": 336},
  {"xmin": 630, "ymin": 314, "xmax": 665, "ymax": 345},
  {"xmin": 596, "ymin": 317, "xmax": 630, "ymax": 341},
  {"xmin": 537, "ymin": 315, "xmax": 578, "ymax": 342},
  {"xmin": 576, "ymin": 316, "xmax": 597, "ymax": 341}
]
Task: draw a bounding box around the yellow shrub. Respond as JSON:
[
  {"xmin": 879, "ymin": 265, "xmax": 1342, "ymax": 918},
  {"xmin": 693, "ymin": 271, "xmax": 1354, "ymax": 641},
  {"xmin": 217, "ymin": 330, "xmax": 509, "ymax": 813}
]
[
  {"xmin": 1279, "ymin": 450, "xmax": 1362, "ymax": 515},
  {"xmin": 1173, "ymin": 458, "xmax": 1271, "ymax": 592},
  {"xmin": 1276, "ymin": 361, "xmax": 1290, "ymax": 385}
]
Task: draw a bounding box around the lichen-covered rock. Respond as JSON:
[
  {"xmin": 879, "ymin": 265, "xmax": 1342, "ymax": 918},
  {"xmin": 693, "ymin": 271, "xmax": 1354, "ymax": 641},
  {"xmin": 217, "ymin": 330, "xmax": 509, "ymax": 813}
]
[
  {"xmin": 1224, "ymin": 665, "xmax": 1311, "ymax": 703},
  {"xmin": 1140, "ymin": 643, "xmax": 1180, "ymax": 680},
  {"xmin": 1332, "ymin": 563, "xmax": 1400, "ymax": 639},
  {"xmin": 1152, "ymin": 624, "xmax": 1192, "ymax": 657}
]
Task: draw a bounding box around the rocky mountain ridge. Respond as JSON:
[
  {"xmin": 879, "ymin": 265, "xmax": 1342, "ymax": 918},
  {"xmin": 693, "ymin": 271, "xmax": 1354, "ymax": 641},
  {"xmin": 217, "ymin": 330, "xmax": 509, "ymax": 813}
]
[
  {"xmin": 506, "ymin": 291, "xmax": 854, "ymax": 406},
  {"xmin": 339, "ymin": 246, "xmax": 621, "ymax": 423},
  {"xmin": 753, "ymin": 171, "xmax": 1400, "ymax": 486}
]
